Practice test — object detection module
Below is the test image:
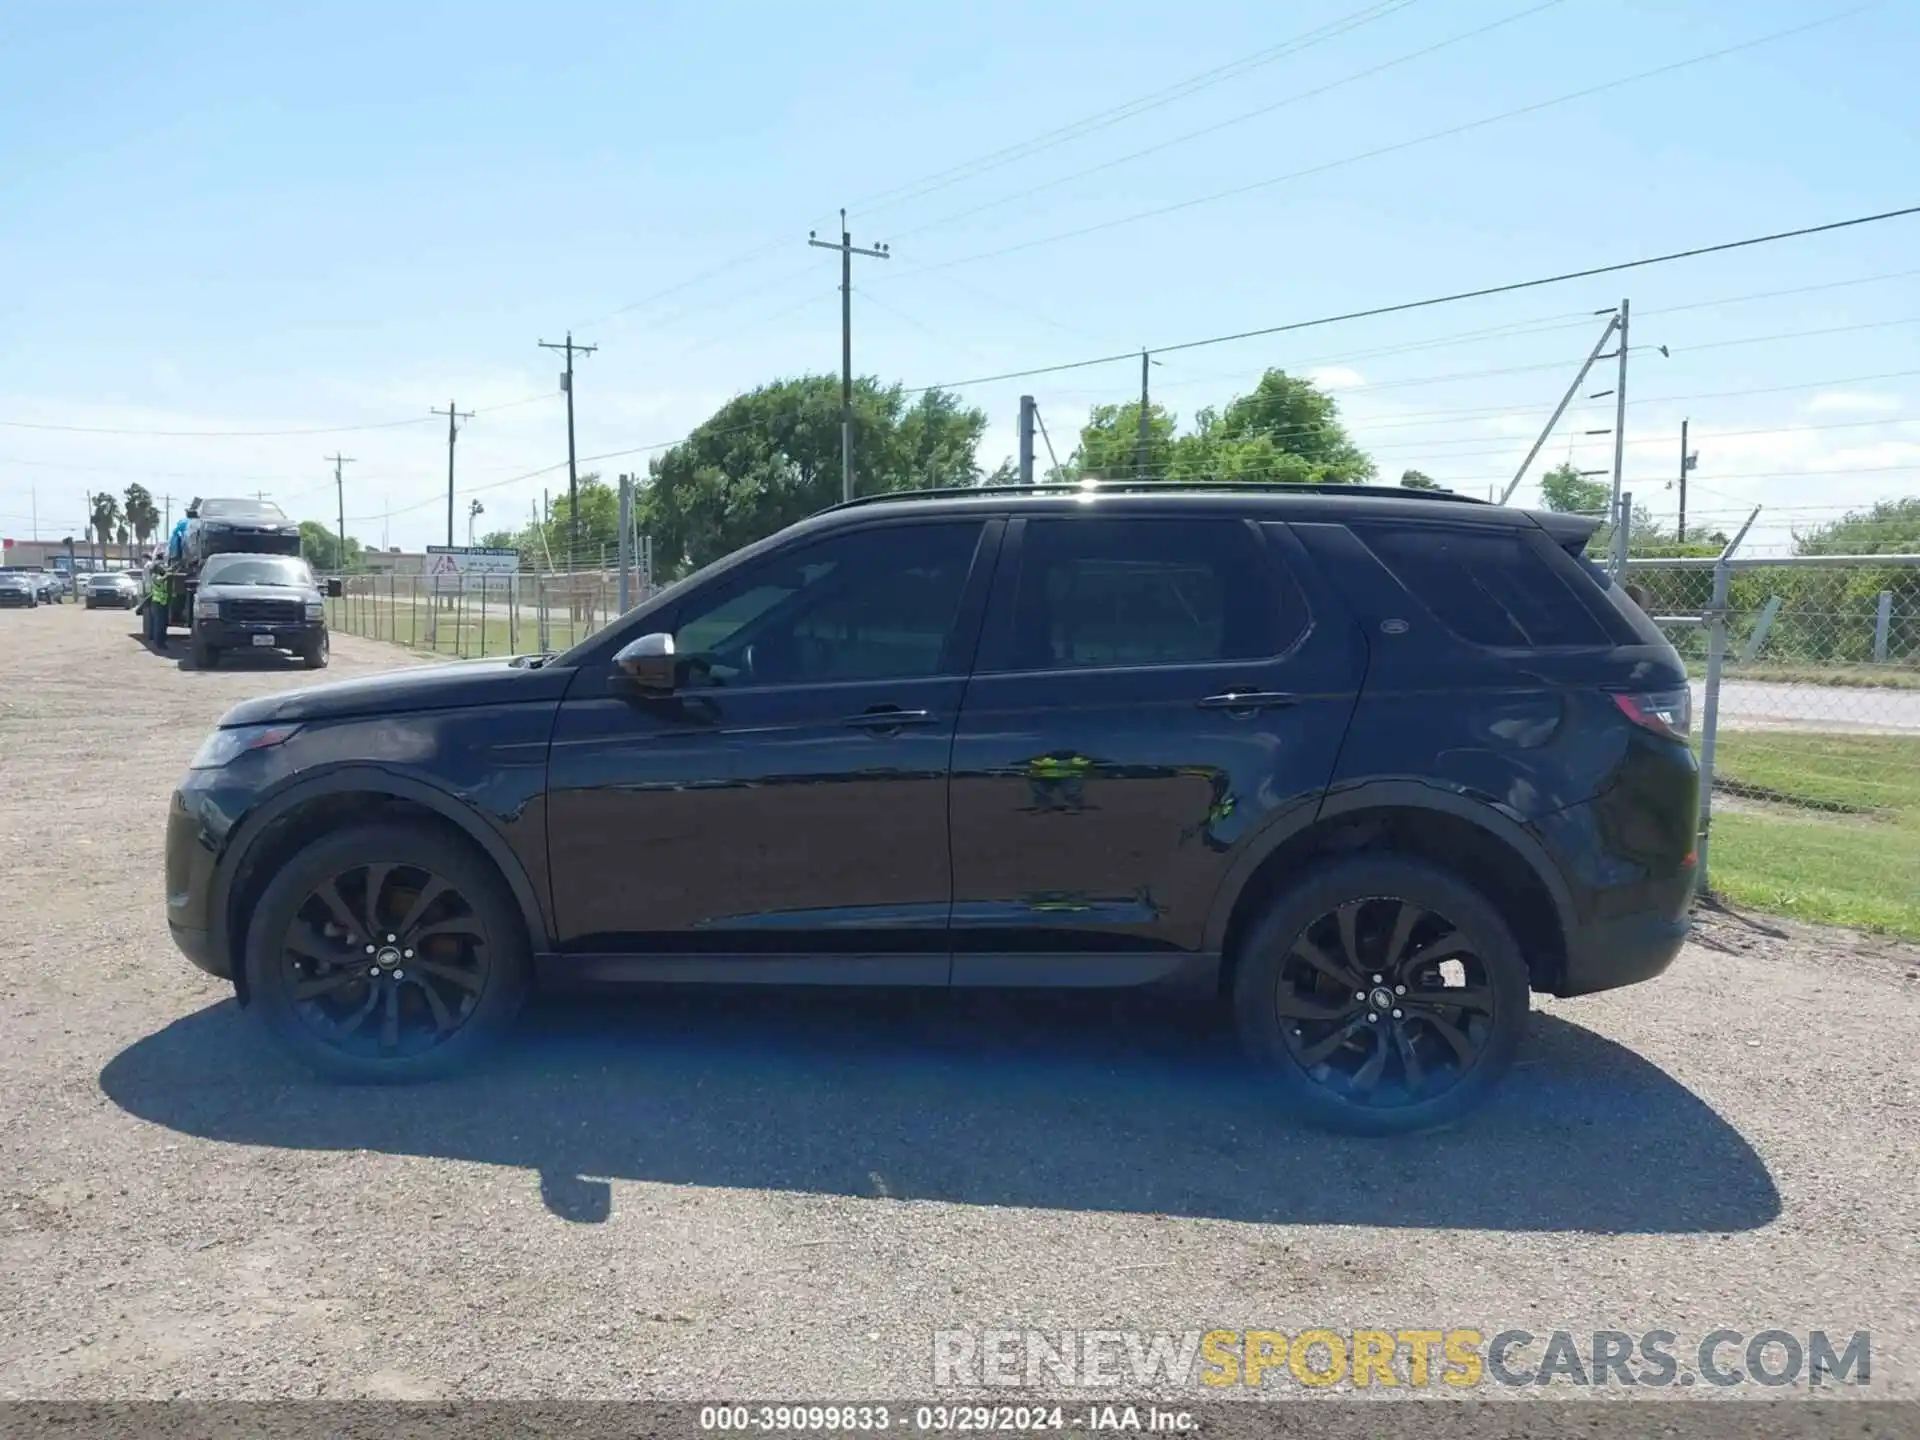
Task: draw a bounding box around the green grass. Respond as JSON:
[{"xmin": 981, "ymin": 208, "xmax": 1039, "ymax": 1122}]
[
  {"xmin": 324, "ymin": 596, "xmax": 602, "ymax": 658},
  {"xmin": 1708, "ymin": 731, "xmax": 1920, "ymax": 938}
]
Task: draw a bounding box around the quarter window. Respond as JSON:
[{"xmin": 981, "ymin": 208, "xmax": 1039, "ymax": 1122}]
[{"xmin": 1352, "ymin": 522, "xmax": 1613, "ymax": 648}]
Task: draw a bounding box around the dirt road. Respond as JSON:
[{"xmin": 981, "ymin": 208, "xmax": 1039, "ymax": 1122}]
[{"xmin": 1, "ymin": 604, "xmax": 1916, "ymax": 1403}]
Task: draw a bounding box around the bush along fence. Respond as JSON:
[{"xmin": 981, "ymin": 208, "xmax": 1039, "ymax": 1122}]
[{"xmin": 1624, "ymin": 509, "xmax": 1920, "ymax": 935}]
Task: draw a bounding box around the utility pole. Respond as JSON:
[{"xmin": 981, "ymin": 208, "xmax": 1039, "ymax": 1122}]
[
  {"xmin": 1501, "ymin": 306, "xmax": 1624, "ymax": 506},
  {"xmin": 537, "ymin": 334, "xmax": 597, "ymax": 563},
  {"xmin": 809, "ymin": 209, "xmax": 890, "ymax": 503},
  {"xmin": 1018, "ymin": 396, "xmax": 1036, "ymax": 486},
  {"xmin": 1678, "ymin": 417, "xmax": 1699, "ymax": 543},
  {"xmin": 617, "ymin": 474, "xmax": 633, "ymax": 613},
  {"xmin": 431, "ymin": 400, "xmax": 475, "ymax": 548},
  {"xmin": 326, "ymin": 454, "xmax": 356, "ymax": 572},
  {"xmin": 1136, "ymin": 350, "xmax": 1152, "ymax": 479},
  {"xmin": 1608, "ymin": 298, "xmax": 1631, "ymax": 569}
]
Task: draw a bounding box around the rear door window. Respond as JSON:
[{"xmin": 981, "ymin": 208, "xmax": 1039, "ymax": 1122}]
[
  {"xmin": 1351, "ymin": 522, "xmax": 1613, "ymax": 648},
  {"xmin": 984, "ymin": 517, "xmax": 1289, "ymax": 671}
]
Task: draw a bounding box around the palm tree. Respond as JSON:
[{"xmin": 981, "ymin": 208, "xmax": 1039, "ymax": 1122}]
[
  {"xmin": 124, "ymin": 484, "xmax": 162, "ymax": 548},
  {"xmin": 89, "ymin": 493, "xmax": 123, "ymax": 560}
]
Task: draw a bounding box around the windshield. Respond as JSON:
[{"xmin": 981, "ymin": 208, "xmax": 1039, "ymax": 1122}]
[
  {"xmin": 89, "ymin": 573, "xmax": 128, "ymax": 585},
  {"xmin": 200, "ymin": 555, "xmax": 314, "ymax": 587},
  {"xmin": 195, "ymin": 498, "xmax": 288, "ymax": 523}
]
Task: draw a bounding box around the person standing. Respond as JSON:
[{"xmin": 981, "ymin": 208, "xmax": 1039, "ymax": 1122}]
[{"xmin": 146, "ymin": 565, "xmax": 172, "ymax": 650}]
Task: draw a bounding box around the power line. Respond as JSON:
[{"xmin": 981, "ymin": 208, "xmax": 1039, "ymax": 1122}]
[
  {"xmin": 885, "ymin": 5, "xmax": 1875, "ymax": 283},
  {"xmin": 847, "ymin": 0, "xmax": 1426, "ymax": 215},
  {"xmin": 0, "ymin": 414, "xmax": 438, "ymax": 439},
  {"xmin": 886, "ymin": 0, "xmax": 1567, "ymax": 246},
  {"xmin": 574, "ymin": 0, "xmax": 1425, "ymax": 329},
  {"xmin": 907, "ymin": 202, "xmax": 1920, "ymax": 392}
]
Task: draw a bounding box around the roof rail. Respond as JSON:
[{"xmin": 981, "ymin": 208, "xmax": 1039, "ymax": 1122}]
[{"xmin": 822, "ymin": 479, "xmax": 1489, "ymax": 512}]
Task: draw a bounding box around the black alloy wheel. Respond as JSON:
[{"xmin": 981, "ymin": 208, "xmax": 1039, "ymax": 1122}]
[
  {"xmin": 1233, "ymin": 856, "xmax": 1529, "ymax": 1134},
  {"xmin": 1274, "ymin": 896, "xmax": 1496, "ymax": 1107},
  {"xmin": 244, "ymin": 823, "xmax": 529, "ymax": 1081},
  {"xmin": 280, "ymin": 862, "xmax": 491, "ymax": 1059}
]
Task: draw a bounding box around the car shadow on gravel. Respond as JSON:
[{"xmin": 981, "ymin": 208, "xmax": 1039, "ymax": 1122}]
[{"xmin": 100, "ymin": 988, "xmax": 1780, "ymax": 1233}]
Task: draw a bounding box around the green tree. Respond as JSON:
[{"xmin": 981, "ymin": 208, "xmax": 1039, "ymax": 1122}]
[
  {"xmin": 1399, "ymin": 469, "xmax": 1440, "ymax": 490},
  {"xmin": 123, "ymin": 484, "xmax": 162, "ymax": 547},
  {"xmin": 1072, "ymin": 369, "xmax": 1372, "ymax": 485},
  {"xmin": 88, "ymin": 492, "xmax": 122, "ymax": 553},
  {"xmin": 477, "ymin": 529, "xmax": 522, "ymax": 551},
  {"xmin": 1072, "ymin": 401, "xmax": 1177, "ymax": 479},
  {"xmin": 1538, "ymin": 461, "xmax": 1609, "ymax": 515},
  {"xmin": 645, "ymin": 377, "xmax": 989, "ymax": 574},
  {"xmin": 538, "ymin": 476, "xmax": 620, "ymax": 566},
  {"xmin": 1794, "ymin": 496, "xmax": 1920, "ymax": 556},
  {"xmin": 298, "ymin": 520, "xmax": 364, "ymax": 571}
]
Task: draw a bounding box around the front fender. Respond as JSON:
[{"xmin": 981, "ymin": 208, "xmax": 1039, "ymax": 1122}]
[{"xmin": 208, "ymin": 764, "xmax": 553, "ymax": 980}]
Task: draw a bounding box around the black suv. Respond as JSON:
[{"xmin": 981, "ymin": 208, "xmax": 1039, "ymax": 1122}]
[
  {"xmin": 164, "ymin": 484, "xmax": 1698, "ymax": 1132},
  {"xmin": 188, "ymin": 552, "xmax": 330, "ymax": 670}
]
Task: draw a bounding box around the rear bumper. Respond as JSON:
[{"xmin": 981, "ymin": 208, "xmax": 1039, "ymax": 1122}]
[{"xmin": 1556, "ymin": 909, "xmax": 1689, "ymax": 998}]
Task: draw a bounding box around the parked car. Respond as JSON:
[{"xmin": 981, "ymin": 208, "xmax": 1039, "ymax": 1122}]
[
  {"xmin": 188, "ymin": 552, "xmax": 329, "ymax": 670},
  {"xmin": 165, "ymin": 481, "xmax": 1698, "ymax": 1132},
  {"xmin": 0, "ymin": 570, "xmax": 38, "ymax": 608},
  {"xmin": 85, "ymin": 571, "xmax": 142, "ymax": 609},
  {"xmin": 29, "ymin": 570, "xmax": 64, "ymax": 604}
]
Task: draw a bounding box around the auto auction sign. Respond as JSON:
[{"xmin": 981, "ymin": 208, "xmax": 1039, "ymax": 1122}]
[{"xmin": 425, "ymin": 545, "xmax": 519, "ymax": 578}]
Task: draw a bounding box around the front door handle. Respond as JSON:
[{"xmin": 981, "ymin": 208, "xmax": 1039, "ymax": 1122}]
[
  {"xmin": 1197, "ymin": 690, "xmax": 1299, "ymax": 714},
  {"xmin": 841, "ymin": 707, "xmax": 934, "ymax": 732}
]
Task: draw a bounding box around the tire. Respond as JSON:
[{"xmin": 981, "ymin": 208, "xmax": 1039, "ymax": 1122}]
[
  {"xmin": 191, "ymin": 641, "xmax": 218, "ymax": 668},
  {"xmin": 242, "ymin": 821, "xmax": 531, "ymax": 1083},
  {"xmin": 1232, "ymin": 855, "xmax": 1531, "ymax": 1136},
  {"xmin": 301, "ymin": 630, "xmax": 330, "ymax": 669}
]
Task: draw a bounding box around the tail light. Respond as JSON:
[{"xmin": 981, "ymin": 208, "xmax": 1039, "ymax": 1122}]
[{"xmin": 1611, "ymin": 686, "xmax": 1692, "ymax": 740}]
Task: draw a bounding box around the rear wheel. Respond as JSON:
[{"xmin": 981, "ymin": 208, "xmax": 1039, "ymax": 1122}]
[
  {"xmin": 242, "ymin": 822, "xmax": 530, "ymax": 1082},
  {"xmin": 1232, "ymin": 855, "xmax": 1530, "ymax": 1135}
]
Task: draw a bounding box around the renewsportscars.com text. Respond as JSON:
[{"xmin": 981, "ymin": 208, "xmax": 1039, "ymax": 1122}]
[{"xmin": 931, "ymin": 1328, "xmax": 1871, "ymax": 1390}]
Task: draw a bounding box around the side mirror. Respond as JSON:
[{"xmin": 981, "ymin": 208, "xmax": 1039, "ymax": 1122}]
[
  {"xmin": 612, "ymin": 632, "xmax": 678, "ymax": 696},
  {"xmin": 325, "ymin": 577, "xmax": 344, "ymax": 598}
]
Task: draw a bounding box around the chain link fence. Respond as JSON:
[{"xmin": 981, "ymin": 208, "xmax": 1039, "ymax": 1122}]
[
  {"xmin": 1628, "ymin": 548, "xmax": 1920, "ymax": 935},
  {"xmin": 324, "ymin": 569, "xmax": 661, "ymax": 660}
]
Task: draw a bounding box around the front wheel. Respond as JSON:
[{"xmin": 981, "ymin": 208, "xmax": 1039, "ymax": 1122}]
[
  {"xmin": 191, "ymin": 640, "xmax": 218, "ymax": 667},
  {"xmin": 300, "ymin": 630, "xmax": 329, "ymax": 669},
  {"xmin": 1233, "ymin": 855, "xmax": 1531, "ymax": 1135},
  {"xmin": 242, "ymin": 822, "xmax": 530, "ymax": 1082}
]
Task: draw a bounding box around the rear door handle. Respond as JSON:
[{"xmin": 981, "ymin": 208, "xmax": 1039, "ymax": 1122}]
[
  {"xmin": 1197, "ymin": 690, "xmax": 1299, "ymax": 714},
  {"xmin": 841, "ymin": 707, "xmax": 935, "ymax": 731}
]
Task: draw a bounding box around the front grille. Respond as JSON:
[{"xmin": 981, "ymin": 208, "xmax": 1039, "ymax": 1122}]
[
  {"xmin": 222, "ymin": 599, "xmax": 304, "ymax": 625},
  {"xmin": 0, "ymin": 592, "xmax": 29, "ymax": 606}
]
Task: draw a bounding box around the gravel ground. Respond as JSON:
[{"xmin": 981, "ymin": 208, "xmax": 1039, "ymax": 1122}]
[{"xmin": 1, "ymin": 602, "xmax": 1917, "ymax": 1405}]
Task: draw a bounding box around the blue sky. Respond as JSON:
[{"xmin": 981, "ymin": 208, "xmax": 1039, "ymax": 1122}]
[{"xmin": 1, "ymin": 0, "xmax": 1915, "ymax": 555}]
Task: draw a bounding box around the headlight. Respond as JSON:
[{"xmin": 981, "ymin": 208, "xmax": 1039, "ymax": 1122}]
[
  {"xmin": 188, "ymin": 724, "xmax": 301, "ymax": 770},
  {"xmin": 305, "ymin": 601, "xmax": 325, "ymax": 620},
  {"xmin": 197, "ymin": 598, "xmax": 220, "ymax": 619}
]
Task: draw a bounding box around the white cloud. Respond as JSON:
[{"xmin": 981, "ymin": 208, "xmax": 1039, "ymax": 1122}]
[
  {"xmin": 1307, "ymin": 365, "xmax": 1366, "ymax": 392},
  {"xmin": 1806, "ymin": 391, "xmax": 1902, "ymax": 415}
]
